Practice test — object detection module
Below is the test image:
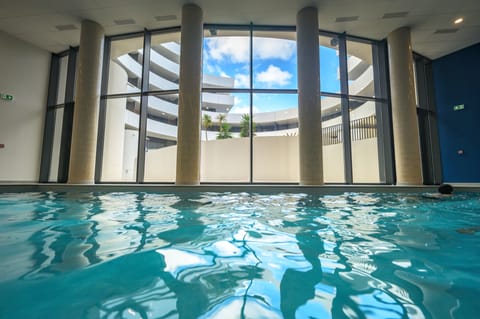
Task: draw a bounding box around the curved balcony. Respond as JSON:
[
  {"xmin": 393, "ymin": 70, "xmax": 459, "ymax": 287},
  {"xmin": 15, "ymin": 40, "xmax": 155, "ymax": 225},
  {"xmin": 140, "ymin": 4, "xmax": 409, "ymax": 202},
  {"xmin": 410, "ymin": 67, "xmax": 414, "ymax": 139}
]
[
  {"xmin": 147, "ymin": 48, "xmax": 179, "ymax": 81},
  {"xmin": 115, "ymin": 36, "xmax": 377, "ymax": 141},
  {"xmin": 349, "ymin": 65, "xmax": 374, "ymax": 97},
  {"xmin": 117, "ymin": 54, "xmax": 235, "ymax": 109},
  {"xmin": 125, "ymin": 109, "xmax": 178, "ymax": 141}
]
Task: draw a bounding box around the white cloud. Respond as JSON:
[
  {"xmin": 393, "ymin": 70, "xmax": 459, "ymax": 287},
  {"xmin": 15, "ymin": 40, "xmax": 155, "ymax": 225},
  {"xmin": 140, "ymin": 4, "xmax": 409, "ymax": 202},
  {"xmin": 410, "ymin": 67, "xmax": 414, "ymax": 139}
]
[
  {"xmin": 230, "ymin": 96, "xmax": 259, "ymax": 114},
  {"xmin": 230, "ymin": 105, "xmax": 260, "ymax": 114},
  {"xmin": 256, "ymin": 65, "xmax": 292, "ymax": 87},
  {"xmin": 234, "ymin": 96, "xmax": 243, "ymax": 105},
  {"xmin": 230, "ymin": 105, "xmax": 249, "ymax": 114},
  {"xmin": 205, "ymin": 37, "xmax": 296, "ymax": 64},
  {"xmin": 253, "ymin": 37, "xmax": 295, "ymax": 60},
  {"xmin": 234, "ymin": 73, "xmax": 250, "ymax": 88},
  {"xmin": 206, "ymin": 37, "xmax": 250, "ymax": 63},
  {"xmin": 203, "ymin": 49, "xmax": 215, "ymax": 73}
]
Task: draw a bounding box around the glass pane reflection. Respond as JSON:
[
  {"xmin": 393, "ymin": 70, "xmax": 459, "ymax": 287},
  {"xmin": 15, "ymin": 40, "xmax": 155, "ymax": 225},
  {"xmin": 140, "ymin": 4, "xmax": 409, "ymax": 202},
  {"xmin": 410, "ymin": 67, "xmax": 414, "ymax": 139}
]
[
  {"xmin": 347, "ymin": 40, "xmax": 375, "ymax": 97},
  {"xmin": 101, "ymin": 97, "xmax": 139, "ymax": 182},
  {"xmin": 253, "ymin": 93, "xmax": 299, "ymax": 183},
  {"xmin": 107, "ymin": 36, "xmax": 144, "ymax": 95},
  {"xmin": 200, "ymin": 93, "xmax": 250, "ymax": 183},
  {"xmin": 144, "ymin": 94, "xmax": 179, "ymax": 182},
  {"xmin": 322, "ymin": 96, "xmax": 345, "ymax": 183},
  {"xmin": 253, "ymin": 31, "xmax": 297, "ymax": 90},
  {"xmin": 350, "ymin": 99, "xmax": 380, "ymax": 183}
]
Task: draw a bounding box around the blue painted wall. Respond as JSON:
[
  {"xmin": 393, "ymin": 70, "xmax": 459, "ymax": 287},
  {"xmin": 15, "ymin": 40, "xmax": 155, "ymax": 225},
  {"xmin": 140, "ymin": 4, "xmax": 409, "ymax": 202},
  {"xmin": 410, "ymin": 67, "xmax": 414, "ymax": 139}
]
[{"xmin": 432, "ymin": 42, "xmax": 480, "ymax": 183}]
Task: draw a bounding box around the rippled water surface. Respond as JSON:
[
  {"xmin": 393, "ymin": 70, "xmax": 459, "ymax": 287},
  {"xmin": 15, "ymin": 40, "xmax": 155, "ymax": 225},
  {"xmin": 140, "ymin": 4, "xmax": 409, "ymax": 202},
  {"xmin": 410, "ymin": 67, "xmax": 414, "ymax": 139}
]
[{"xmin": 0, "ymin": 191, "xmax": 479, "ymax": 319}]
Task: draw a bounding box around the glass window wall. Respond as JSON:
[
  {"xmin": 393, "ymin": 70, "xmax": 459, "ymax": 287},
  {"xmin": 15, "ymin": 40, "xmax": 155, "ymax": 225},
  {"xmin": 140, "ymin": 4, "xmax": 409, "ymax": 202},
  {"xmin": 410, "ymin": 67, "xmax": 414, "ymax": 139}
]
[
  {"xmin": 322, "ymin": 96, "xmax": 345, "ymax": 183},
  {"xmin": 48, "ymin": 107, "xmax": 64, "ymax": 182},
  {"xmin": 200, "ymin": 93, "xmax": 251, "ymax": 182},
  {"xmin": 349, "ymin": 99, "xmax": 380, "ymax": 183},
  {"xmin": 99, "ymin": 31, "xmax": 181, "ymax": 183},
  {"xmin": 43, "ymin": 25, "xmax": 390, "ymax": 185},
  {"xmin": 107, "ymin": 36, "xmax": 144, "ymax": 95},
  {"xmin": 201, "ymin": 27, "xmax": 251, "ymax": 182},
  {"xmin": 347, "ymin": 40, "xmax": 375, "ymax": 98},
  {"xmin": 319, "ymin": 35, "xmax": 340, "ymax": 94},
  {"xmin": 253, "ymin": 30, "xmax": 297, "ymax": 90},
  {"xmin": 253, "ymin": 93, "xmax": 299, "ymax": 183},
  {"xmin": 101, "ymin": 97, "xmax": 139, "ymax": 182},
  {"xmin": 40, "ymin": 49, "xmax": 77, "ymax": 183},
  {"xmin": 143, "ymin": 94, "xmax": 179, "ymax": 182},
  {"xmin": 203, "ymin": 29, "xmax": 250, "ymax": 90},
  {"xmin": 56, "ymin": 56, "xmax": 69, "ymax": 104},
  {"xmin": 149, "ymin": 32, "xmax": 181, "ymax": 91},
  {"xmin": 197, "ymin": 27, "xmax": 389, "ymax": 184}
]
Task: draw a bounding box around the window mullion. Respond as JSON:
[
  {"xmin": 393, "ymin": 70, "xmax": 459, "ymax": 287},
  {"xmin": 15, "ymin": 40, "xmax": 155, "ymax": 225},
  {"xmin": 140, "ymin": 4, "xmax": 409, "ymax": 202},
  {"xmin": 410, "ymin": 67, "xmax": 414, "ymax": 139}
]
[{"xmin": 339, "ymin": 35, "xmax": 353, "ymax": 184}]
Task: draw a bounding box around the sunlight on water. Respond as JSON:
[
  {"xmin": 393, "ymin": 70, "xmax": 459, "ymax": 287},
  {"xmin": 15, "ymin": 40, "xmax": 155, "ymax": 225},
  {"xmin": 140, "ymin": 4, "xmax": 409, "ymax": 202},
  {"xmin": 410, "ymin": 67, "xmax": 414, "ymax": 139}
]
[{"xmin": 0, "ymin": 191, "xmax": 479, "ymax": 319}]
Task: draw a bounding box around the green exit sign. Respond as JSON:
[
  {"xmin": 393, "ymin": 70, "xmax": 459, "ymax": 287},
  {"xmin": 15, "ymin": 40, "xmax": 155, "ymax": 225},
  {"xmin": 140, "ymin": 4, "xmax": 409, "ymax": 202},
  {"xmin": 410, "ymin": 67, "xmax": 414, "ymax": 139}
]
[
  {"xmin": 453, "ymin": 104, "xmax": 465, "ymax": 111},
  {"xmin": 0, "ymin": 93, "xmax": 14, "ymax": 101}
]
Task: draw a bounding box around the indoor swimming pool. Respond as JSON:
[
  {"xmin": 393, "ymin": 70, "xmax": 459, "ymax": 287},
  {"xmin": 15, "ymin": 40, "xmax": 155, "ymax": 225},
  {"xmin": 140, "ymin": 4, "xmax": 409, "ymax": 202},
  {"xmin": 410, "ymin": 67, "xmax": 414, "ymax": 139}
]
[{"xmin": 0, "ymin": 190, "xmax": 478, "ymax": 318}]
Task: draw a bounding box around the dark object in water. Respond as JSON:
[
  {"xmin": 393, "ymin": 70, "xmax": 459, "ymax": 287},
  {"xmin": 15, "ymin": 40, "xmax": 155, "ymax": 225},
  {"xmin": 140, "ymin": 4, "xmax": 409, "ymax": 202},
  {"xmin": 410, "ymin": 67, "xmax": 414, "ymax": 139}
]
[
  {"xmin": 438, "ymin": 183, "xmax": 453, "ymax": 194},
  {"xmin": 456, "ymin": 226, "xmax": 480, "ymax": 235}
]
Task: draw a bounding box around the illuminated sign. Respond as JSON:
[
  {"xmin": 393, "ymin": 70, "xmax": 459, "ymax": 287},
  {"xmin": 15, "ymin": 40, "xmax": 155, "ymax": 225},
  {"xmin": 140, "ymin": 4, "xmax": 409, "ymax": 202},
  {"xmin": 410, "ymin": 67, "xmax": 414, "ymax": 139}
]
[{"xmin": 0, "ymin": 93, "xmax": 14, "ymax": 101}]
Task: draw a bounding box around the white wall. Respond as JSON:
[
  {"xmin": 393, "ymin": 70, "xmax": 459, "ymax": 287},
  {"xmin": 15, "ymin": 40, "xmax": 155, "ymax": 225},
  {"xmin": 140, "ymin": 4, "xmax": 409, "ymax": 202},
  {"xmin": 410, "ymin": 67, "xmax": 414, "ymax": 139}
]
[
  {"xmin": 253, "ymin": 136, "xmax": 299, "ymax": 182},
  {"xmin": 134, "ymin": 136, "xmax": 380, "ymax": 183},
  {"xmin": 352, "ymin": 138, "xmax": 379, "ymax": 183},
  {"xmin": 0, "ymin": 31, "xmax": 50, "ymax": 182},
  {"xmin": 202, "ymin": 138, "xmax": 250, "ymax": 182}
]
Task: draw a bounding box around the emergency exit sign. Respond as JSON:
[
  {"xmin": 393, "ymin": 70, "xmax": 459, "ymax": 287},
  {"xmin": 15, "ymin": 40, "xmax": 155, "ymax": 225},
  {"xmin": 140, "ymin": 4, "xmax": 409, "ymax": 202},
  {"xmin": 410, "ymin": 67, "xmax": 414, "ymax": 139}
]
[
  {"xmin": 0, "ymin": 93, "xmax": 13, "ymax": 101},
  {"xmin": 453, "ymin": 104, "xmax": 465, "ymax": 111}
]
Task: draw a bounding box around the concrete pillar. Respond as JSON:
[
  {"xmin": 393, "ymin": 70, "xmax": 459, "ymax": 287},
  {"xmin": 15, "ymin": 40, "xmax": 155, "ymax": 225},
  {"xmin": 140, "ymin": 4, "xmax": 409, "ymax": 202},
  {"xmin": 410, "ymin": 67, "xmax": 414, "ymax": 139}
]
[
  {"xmin": 175, "ymin": 4, "xmax": 203, "ymax": 185},
  {"xmin": 387, "ymin": 27, "xmax": 423, "ymax": 185},
  {"xmin": 297, "ymin": 7, "xmax": 323, "ymax": 185},
  {"xmin": 68, "ymin": 20, "xmax": 104, "ymax": 184}
]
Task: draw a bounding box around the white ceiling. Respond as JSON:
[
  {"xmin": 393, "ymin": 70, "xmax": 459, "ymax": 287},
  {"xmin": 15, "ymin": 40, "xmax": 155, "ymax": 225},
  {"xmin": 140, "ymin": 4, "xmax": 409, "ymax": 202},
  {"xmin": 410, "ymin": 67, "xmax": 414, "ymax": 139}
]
[{"xmin": 1, "ymin": 0, "xmax": 479, "ymax": 59}]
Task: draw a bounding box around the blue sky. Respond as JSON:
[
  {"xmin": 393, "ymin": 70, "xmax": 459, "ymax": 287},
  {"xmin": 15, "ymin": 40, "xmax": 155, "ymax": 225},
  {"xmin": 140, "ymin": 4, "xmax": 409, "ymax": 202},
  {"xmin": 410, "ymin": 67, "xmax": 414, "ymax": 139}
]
[{"xmin": 202, "ymin": 36, "xmax": 340, "ymax": 113}]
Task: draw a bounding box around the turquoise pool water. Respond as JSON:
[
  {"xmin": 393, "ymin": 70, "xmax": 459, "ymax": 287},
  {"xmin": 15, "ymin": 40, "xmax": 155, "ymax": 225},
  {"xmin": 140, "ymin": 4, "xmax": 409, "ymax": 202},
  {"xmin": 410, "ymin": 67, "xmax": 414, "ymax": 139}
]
[{"xmin": 0, "ymin": 191, "xmax": 478, "ymax": 319}]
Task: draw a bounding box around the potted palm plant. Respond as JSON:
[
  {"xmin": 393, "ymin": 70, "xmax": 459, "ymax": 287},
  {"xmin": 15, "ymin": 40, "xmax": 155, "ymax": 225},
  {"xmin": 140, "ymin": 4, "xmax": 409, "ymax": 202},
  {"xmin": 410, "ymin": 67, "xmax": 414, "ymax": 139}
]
[
  {"xmin": 216, "ymin": 114, "xmax": 232, "ymax": 139},
  {"xmin": 202, "ymin": 114, "xmax": 212, "ymax": 141}
]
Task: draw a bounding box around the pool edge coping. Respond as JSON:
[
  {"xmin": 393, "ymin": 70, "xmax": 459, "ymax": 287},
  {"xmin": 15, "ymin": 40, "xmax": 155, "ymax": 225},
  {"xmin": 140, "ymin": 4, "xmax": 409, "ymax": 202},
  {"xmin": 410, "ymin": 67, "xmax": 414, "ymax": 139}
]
[{"xmin": 1, "ymin": 183, "xmax": 479, "ymax": 194}]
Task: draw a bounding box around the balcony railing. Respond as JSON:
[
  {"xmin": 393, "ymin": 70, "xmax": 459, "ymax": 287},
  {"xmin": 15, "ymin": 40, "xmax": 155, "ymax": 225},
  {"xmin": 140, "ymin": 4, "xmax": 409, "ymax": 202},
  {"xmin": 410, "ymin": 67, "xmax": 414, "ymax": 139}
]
[{"xmin": 323, "ymin": 115, "xmax": 377, "ymax": 145}]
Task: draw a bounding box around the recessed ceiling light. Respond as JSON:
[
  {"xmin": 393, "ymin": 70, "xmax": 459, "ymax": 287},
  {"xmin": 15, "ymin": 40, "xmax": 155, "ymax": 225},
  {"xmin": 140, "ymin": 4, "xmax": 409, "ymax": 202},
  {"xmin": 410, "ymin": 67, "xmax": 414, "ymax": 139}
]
[
  {"xmin": 335, "ymin": 16, "xmax": 359, "ymax": 23},
  {"xmin": 454, "ymin": 17, "xmax": 464, "ymax": 24},
  {"xmin": 382, "ymin": 12, "xmax": 409, "ymax": 19},
  {"xmin": 114, "ymin": 19, "xmax": 136, "ymax": 26},
  {"xmin": 434, "ymin": 28, "xmax": 459, "ymax": 34},
  {"xmin": 155, "ymin": 15, "xmax": 177, "ymax": 22},
  {"xmin": 55, "ymin": 24, "xmax": 78, "ymax": 31}
]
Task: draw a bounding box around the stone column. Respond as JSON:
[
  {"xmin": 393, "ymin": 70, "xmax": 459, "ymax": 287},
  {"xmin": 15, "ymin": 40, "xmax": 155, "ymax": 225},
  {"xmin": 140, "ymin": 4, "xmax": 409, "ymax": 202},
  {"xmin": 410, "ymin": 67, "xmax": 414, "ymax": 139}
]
[
  {"xmin": 297, "ymin": 7, "xmax": 323, "ymax": 185},
  {"xmin": 175, "ymin": 4, "xmax": 203, "ymax": 185},
  {"xmin": 68, "ymin": 20, "xmax": 104, "ymax": 184},
  {"xmin": 387, "ymin": 27, "xmax": 423, "ymax": 185}
]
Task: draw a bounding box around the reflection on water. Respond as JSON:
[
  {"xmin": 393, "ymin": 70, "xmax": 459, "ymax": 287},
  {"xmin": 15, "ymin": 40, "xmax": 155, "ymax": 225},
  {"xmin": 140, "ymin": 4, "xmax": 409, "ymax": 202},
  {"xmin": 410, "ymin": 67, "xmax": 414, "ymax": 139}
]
[{"xmin": 0, "ymin": 191, "xmax": 479, "ymax": 318}]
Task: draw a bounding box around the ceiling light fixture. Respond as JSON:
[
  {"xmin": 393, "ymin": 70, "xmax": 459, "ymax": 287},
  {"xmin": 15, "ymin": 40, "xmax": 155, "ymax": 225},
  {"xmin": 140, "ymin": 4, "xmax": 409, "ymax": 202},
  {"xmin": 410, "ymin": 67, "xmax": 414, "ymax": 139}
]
[
  {"xmin": 454, "ymin": 17, "xmax": 464, "ymax": 24},
  {"xmin": 114, "ymin": 19, "xmax": 136, "ymax": 26},
  {"xmin": 335, "ymin": 16, "xmax": 359, "ymax": 23},
  {"xmin": 55, "ymin": 24, "xmax": 78, "ymax": 31},
  {"xmin": 155, "ymin": 15, "xmax": 177, "ymax": 22},
  {"xmin": 434, "ymin": 28, "xmax": 459, "ymax": 34},
  {"xmin": 382, "ymin": 12, "xmax": 409, "ymax": 19}
]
